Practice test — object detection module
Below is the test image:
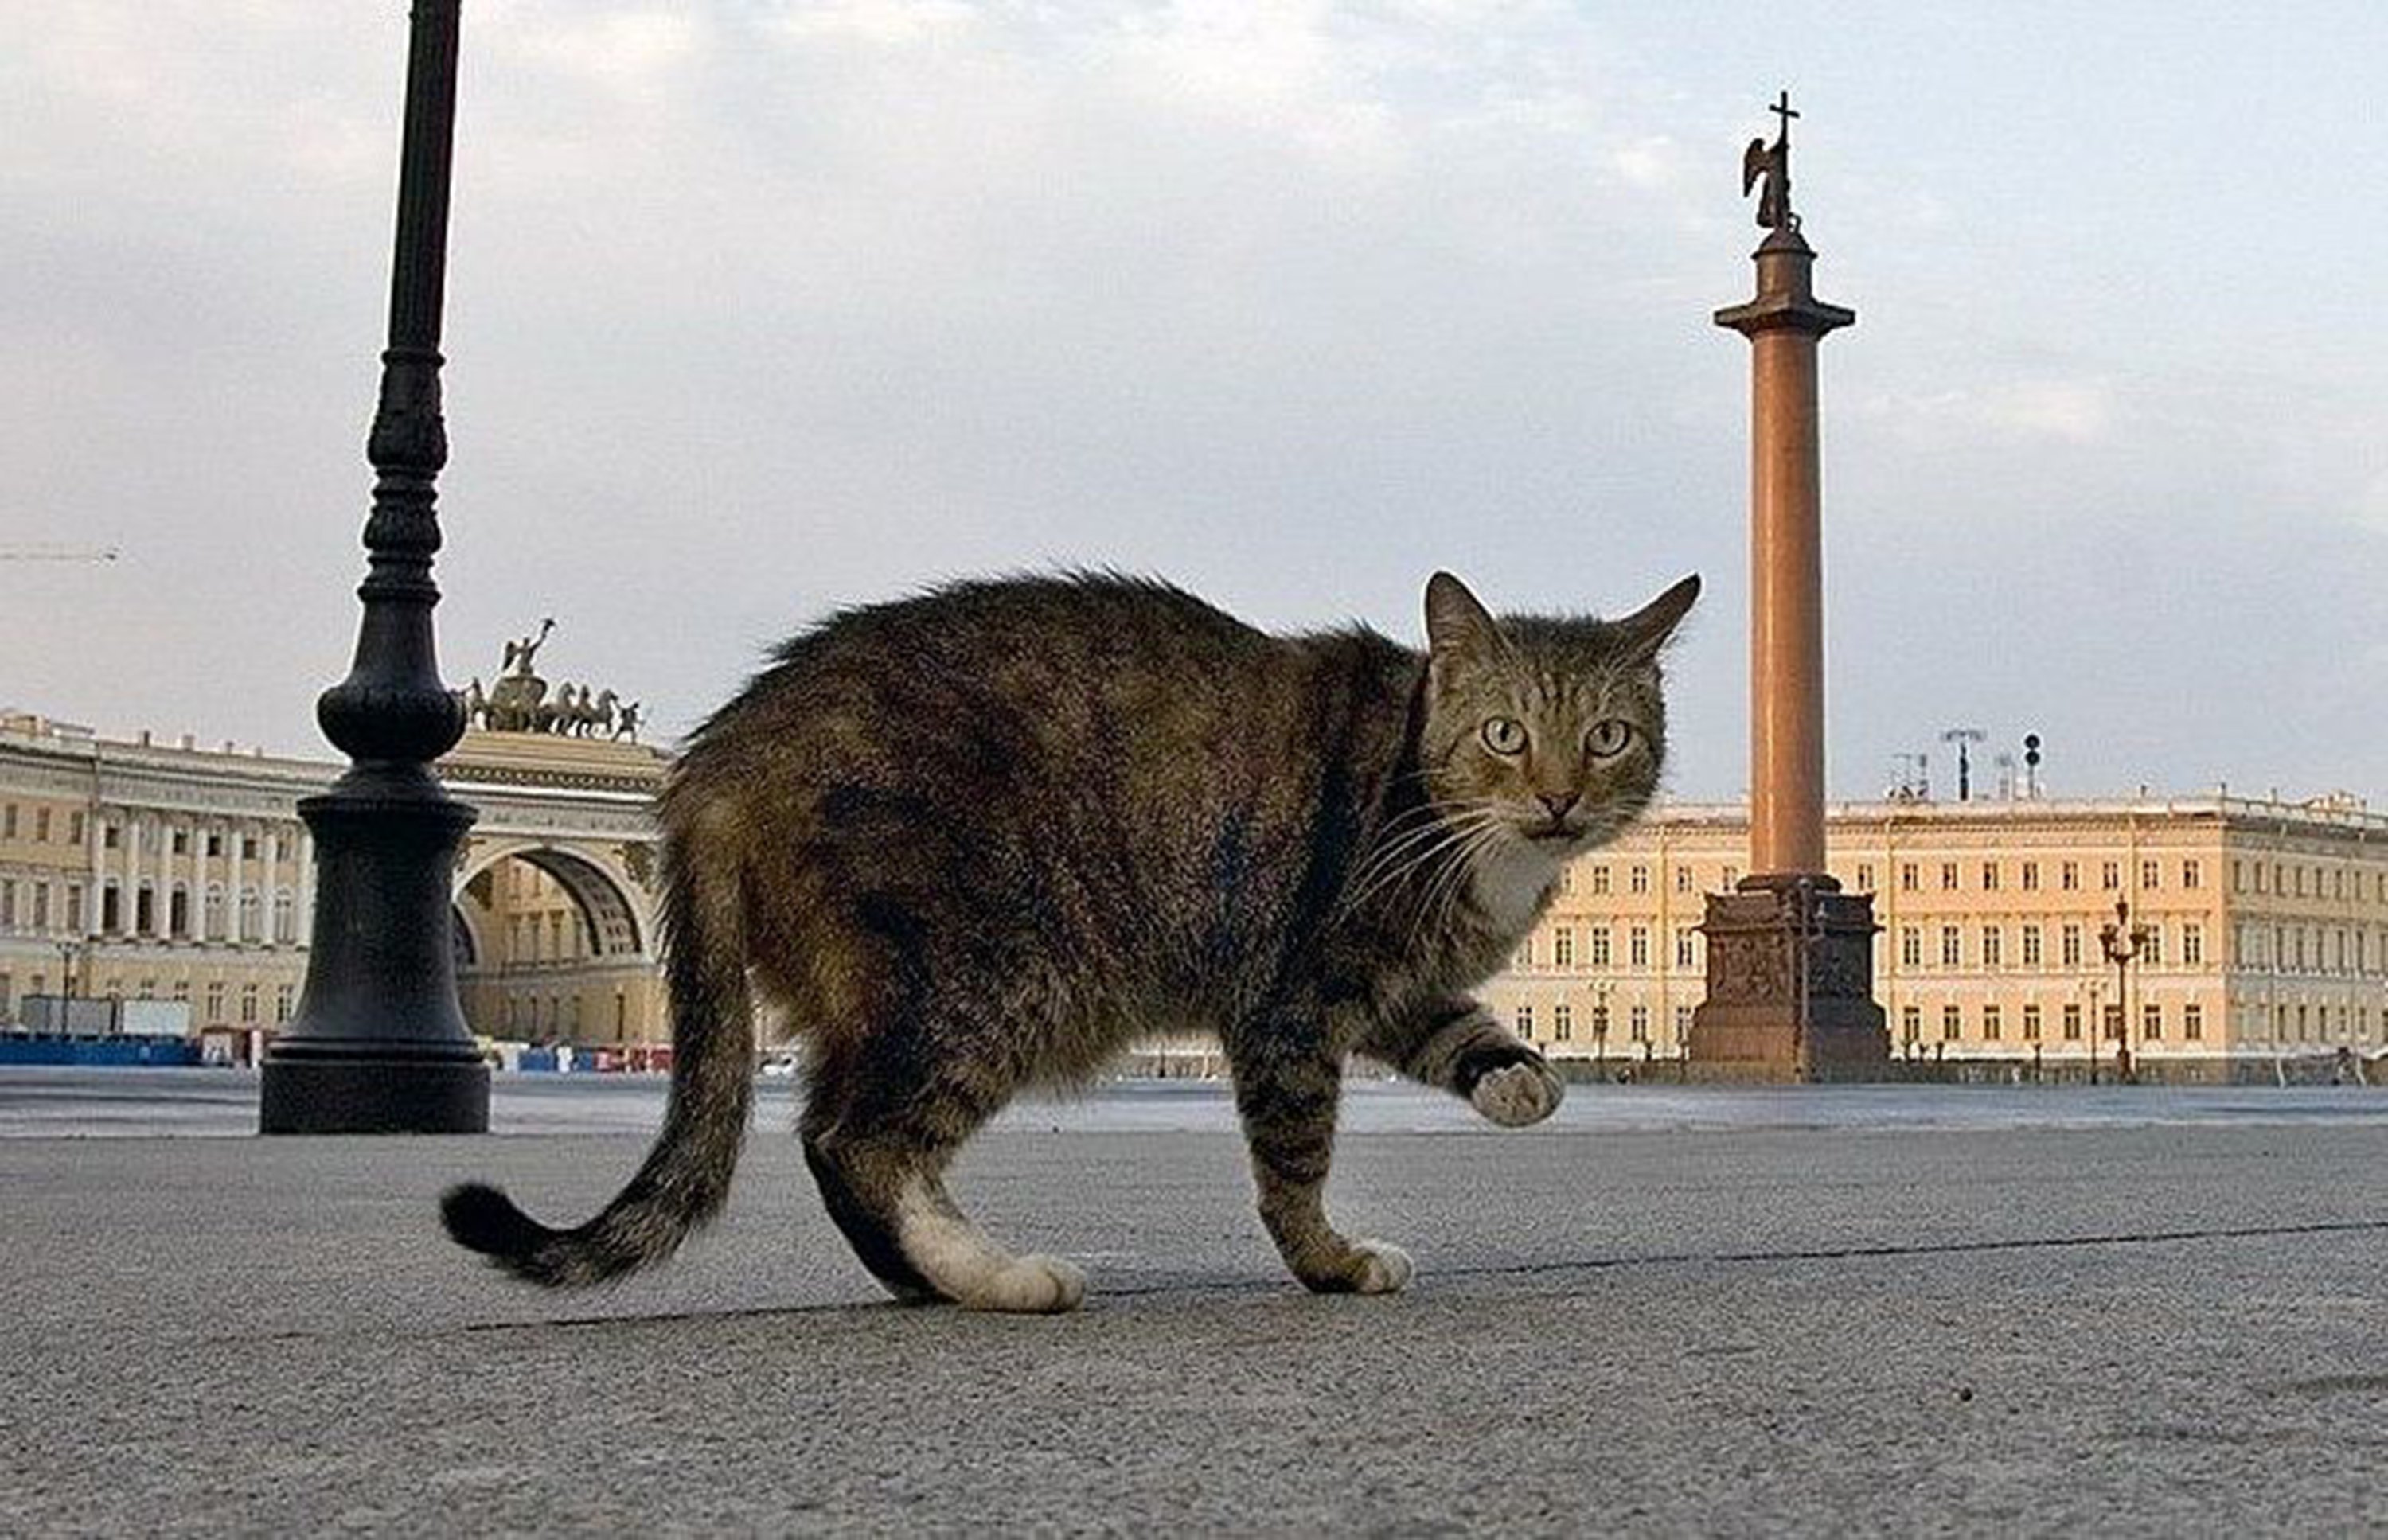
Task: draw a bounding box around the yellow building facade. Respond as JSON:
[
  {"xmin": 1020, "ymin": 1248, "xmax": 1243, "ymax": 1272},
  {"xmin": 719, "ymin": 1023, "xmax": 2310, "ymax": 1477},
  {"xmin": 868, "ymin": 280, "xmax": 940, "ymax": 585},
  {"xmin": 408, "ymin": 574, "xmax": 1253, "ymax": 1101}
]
[
  {"xmin": 0, "ymin": 712, "xmax": 669, "ymax": 1059},
  {"xmin": 9, "ymin": 706, "xmax": 2382, "ymax": 1077},
  {"xmin": 1482, "ymin": 794, "xmax": 2388, "ymax": 1078}
]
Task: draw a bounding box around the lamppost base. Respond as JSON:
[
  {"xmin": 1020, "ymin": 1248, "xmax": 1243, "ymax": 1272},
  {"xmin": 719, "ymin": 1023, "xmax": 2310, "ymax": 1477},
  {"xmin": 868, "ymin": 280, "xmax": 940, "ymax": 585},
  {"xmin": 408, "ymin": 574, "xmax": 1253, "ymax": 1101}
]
[
  {"xmin": 259, "ymin": 1047, "xmax": 489, "ymax": 1134},
  {"xmin": 258, "ymin": 777, "xmax": 487, "ymax": 1135}
]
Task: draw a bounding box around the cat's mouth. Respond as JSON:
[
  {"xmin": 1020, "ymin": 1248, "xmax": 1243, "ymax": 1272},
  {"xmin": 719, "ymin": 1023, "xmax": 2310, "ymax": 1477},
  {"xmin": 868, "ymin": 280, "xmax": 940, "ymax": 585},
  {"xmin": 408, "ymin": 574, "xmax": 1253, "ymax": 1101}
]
[{"xmin": 1524, "ymin": 821, "xmax": 1579, "ymax": 845}]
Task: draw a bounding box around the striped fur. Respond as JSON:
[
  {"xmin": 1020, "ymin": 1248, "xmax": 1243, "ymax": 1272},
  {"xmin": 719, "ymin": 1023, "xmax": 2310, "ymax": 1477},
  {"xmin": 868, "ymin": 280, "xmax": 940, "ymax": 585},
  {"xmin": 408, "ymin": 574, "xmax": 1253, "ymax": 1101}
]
[{"xmin": 440, "ymin": 570, "xmax": 1695, "ymax": 1308}]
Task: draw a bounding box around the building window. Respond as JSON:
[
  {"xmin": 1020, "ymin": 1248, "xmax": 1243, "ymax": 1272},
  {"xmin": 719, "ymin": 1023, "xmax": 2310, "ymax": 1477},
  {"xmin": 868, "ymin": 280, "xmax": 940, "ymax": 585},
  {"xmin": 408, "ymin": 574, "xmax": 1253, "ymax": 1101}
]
[
  {"xmin": 205, "ymin": 832, "xmax": 223, "ymax": 858},
  {"xmin": 241, "ymin": 836, "xmax": 259, "ymax": 860},
  {"xmin": 2021, "ymin": 924, "xmax": 2043, "ymax": 968},
  {"xmin": 205, "ymin": 981, "xmax": 225, "ymax": 1023},
  {"xmin": 2142, "ymin": 926, "xmax": 2163, "ymax": 967},
  {"xmin": 1941, "ymin": 1004, "xmax": 1961, "ymax": 1042},
  {"xmin": 1516, "ymin": 937, "xmax": 1535, "ymax": 970},
  {"xmin": 1552, "ymin": 928, "xmax": 1574, "ymax": 969},
  {"xmin": 1590, "ymin": 865, "xmax": 1610, "ymax": 895},
  {"xmin": 1629, "ymin": 926, "xmax": 1650, "ymax": 969},
  {"xmin": 1, "ymin": 805, "xmax": 13, "ymax": 839},
  {"xmin": 171, "ymin": 828, "xmax": 189, "ymax": 856},
  {"xmin": 1855, "ymin": 863, "xmax": 1875, "ymax": 891},
  {"xmin": 1900, "ymin": 1004, "xmax": 1922, "ymax": 1043},
  {"xmin": 68, "ymin": 812, "xmax": 83, "ymax": 845},
  {"xmin": 2184, "ymin": 1003, "xmax": 2203, "ymax": 1040},
  {"xmin": 2182, "ymin": 924, "xmax": 2204, "ymax": 966},
  {"xmin": 2101, "ymin": 861, "xmax": 2121, "ymax": 891},
  {"xmin": 2232, "ymin": 859, "xmax": 2245, "ymax": 894},
  {"xmin": 1629, "ymin": 1004, "xmax": 1649, "ymax": 1043},
  {"xmin": 1558, "ymin": 865, "xmax": 1574, "ymax": 895},
  {"xmin": 1675, "ymin": 1004, "xmax": 1693, "ymax": 1044},
  {"xmin": 1674, "ymin": 865, "xmax": 1694, "ymax": 894},
  {"xmin": 2021, "ymin": 861, "xmax": 2040, "ymax": 891},
  {"xmin": 240, "ymin": 985, "xmax": 259, "ymax": 1024},
  {"xmin": 2062, "ymin": 1003, "xmax": 2082, "ymax": 1041},
  {"xmin": 1514, "ymin": 1004, "xmax": 1533, "ymax": 1042},
  {"xmin": 1675, "ymin": 928, "xmax": 1695, "ymax": 970},
  {"xmin": 274, "ymin": 894, "xmax": 296, "ymax": 945},
  {"xmin": 2062, "ymin": 924, "xmax": 2083, "ymax": 968},
  {"xmin": 38, "ymin": 808, "xmax": 54, "ymax": 842},
  {"xmin": 1899, "ymin": 864, "xmax": 1918, "ymax": 892},
  {"xmin": 1629, "ymin": 864, "xmax": 1649, "ymax": 895},
  {"xmin": 1941, "ymin": 862, "xmax": 1960, "ymax": 891},
  {"xmin": 1981, "ymin": 862, "xmax": 2000, "ymax": 891},
  {"xmin": 1982, "ymin": 926, "xmax": 2003, "ymax": 969},
  {"xmin": 2142, "ymin": 1002, "xmax": 2162, "ymax": 1041},
  {"xmin": 2061, "ymin": 861, "xmax": 2080, "ymax": 891},
  {"xmin": 2105, "ymin": 1004, "xmax": 2124, "ymax": 1041},
  {"xmin": 2022, "ymin": 1003, "xmax": 2043, "ymax": 1041},
  {"xmin": 1589, "ymin": 926, "xmax": 1612, "ymax": 969},
  {"xmin": 1984, "ymin": 1004, "xmax": 2003, "ymax": 1041},
  {"xmin": 1939, "ymin": 926, "xmax": 1961, "ymax": 968},
  {"xmin": 100, "ymin": 883, "xmax": 121, "ymax": 933},
  {"xmin": 1901, "ymin": 926, "xmax": 1922, "ymax": 969},
  {"xmin": 2140, "ymin": 859, "xmax": 2160, "ymax": 891},
  {"xmin": 1721, "ymin": 867, "xmax": 1740, "ymax": 890},
  {"xmin": 2182, "ymin": 860, "xmax": 2201, "ymax": 890},
  {"xmin": 1552, "ymin": 1002, "xmax": 1572, "ymax": 1041}
]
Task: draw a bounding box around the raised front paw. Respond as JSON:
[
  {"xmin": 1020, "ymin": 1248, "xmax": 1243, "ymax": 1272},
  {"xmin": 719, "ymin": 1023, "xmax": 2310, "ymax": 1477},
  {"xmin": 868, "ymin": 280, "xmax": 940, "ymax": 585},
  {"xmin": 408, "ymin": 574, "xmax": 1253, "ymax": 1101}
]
[{"xmin": 1469, "ymin": 1057, "xmax": 1564, "ymax": 1128}]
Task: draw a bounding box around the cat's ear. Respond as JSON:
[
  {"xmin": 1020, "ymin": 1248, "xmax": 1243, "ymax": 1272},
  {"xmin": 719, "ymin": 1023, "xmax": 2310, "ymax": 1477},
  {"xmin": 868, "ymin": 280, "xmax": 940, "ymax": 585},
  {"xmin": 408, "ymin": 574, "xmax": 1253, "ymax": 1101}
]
[
  {"xmin": 1613, "ymin": 574, "xmax": 1701, "ymax": 660},
  {"xmin": 1424, "ymin": 571, "xmax": 1504, "ymax": 666}
]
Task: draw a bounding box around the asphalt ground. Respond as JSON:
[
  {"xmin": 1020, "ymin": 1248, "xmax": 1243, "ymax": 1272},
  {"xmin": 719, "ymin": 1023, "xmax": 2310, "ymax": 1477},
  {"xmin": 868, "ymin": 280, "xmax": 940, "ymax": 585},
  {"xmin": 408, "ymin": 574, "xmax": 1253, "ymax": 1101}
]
[{"xmin": 4, "ymin": 1075, "xmax": 2386, "ymax": 1534}]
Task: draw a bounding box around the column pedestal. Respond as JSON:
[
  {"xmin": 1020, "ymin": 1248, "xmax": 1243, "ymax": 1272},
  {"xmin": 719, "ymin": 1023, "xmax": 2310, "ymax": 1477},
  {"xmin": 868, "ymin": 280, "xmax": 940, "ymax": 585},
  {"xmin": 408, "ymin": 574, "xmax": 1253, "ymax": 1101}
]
[{"xmin": 1689, "ymin": 875, "xmax": 1888, "ymax": 1082}]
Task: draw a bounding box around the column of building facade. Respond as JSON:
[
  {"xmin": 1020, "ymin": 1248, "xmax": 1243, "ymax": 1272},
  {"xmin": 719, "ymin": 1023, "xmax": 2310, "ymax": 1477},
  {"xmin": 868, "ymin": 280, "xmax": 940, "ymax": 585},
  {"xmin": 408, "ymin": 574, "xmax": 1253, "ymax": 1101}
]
[
  {"xmin": 228, "ymin": 818, "xmax": 248, "ymax": 945},
  {"xmin": 120, "ymin": 813, "xmax": 142, "ymax": 941},
  {"xmin": 295, "ymin": 828, "xmax": 314, "ymax": 948}
]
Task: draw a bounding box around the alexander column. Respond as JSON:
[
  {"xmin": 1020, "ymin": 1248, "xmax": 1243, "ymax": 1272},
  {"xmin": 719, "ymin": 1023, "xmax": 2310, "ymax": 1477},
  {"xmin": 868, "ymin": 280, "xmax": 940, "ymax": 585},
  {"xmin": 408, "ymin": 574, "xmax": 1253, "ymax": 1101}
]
[{"xmin": 1688, "ymin": 93, "xmax": 1889, "ymax": 1082}]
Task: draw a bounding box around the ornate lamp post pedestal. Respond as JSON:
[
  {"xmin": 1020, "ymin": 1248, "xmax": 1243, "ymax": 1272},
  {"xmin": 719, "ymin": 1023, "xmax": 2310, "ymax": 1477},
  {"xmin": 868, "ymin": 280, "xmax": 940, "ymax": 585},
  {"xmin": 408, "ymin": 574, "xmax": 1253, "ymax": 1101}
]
[
  {"xmin": 1688, "ymin": 94, "xmax": 1888, "ymax": 1082},
  {"xmin": 259, "ymin": 0, "xmax": 486, "ymax": 1133}
]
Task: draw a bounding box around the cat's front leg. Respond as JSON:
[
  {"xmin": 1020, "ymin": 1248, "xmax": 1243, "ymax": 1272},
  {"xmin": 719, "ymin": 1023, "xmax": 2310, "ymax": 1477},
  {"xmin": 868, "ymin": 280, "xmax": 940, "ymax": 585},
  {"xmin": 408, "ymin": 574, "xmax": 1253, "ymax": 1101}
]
[
  {"xmin": 1365, "ymin": 998, "xmax": 1565, "ymax": 1128},
  {"xmin": 1224, "ymin": 1027, "xmax": 1411, "ymax": 1296}
]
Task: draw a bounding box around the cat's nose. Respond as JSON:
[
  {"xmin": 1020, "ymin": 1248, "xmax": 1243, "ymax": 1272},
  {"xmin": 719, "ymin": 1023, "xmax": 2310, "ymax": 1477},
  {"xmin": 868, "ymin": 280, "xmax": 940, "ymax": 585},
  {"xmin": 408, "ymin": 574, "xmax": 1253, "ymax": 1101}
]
[{"xmin": 1537, "ymin": 791, "xmax": 1578, "ymax": 821}]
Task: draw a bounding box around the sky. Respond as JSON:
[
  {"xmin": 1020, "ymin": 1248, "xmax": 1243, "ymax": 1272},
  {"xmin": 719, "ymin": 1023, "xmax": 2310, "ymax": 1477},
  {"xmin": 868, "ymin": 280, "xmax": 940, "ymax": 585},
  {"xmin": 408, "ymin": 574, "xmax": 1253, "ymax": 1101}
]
[{"xmin": 6, "ymin": 1, "xmax": 2386, "ymax": 805}]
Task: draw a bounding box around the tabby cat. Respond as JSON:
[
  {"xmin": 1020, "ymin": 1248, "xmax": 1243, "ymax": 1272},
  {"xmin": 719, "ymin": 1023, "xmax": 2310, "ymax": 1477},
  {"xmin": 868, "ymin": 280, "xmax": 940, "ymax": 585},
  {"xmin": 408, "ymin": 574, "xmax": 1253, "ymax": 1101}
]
[{"xmin": 444, "ymin": 569, "xmax": 1697, "ymax": 1312}]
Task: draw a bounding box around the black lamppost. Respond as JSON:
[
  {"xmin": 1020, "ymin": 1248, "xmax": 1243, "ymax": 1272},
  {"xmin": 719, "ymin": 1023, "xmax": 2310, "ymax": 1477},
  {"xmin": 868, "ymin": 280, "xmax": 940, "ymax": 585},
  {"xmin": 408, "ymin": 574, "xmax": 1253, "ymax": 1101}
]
[
  {"xmin": 1591, "ymin": 980, "xmax": 1611, "ymax": 1078},
  {"xmin": 259, "ymin": 0, "xmax": 486, "ymax": 1133},
  {"xmin": 2099, "ymin": 895, "xmax": 2149, "ymax": 1087}
]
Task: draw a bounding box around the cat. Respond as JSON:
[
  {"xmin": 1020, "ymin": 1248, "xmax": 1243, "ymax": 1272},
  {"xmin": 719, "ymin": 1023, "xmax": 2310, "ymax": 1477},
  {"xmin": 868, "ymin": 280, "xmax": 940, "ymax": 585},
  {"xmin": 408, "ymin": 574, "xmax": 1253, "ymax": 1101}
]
[{"xmin": 443, "ymin": 569, "xmax": 1697, "ymax": 1312}]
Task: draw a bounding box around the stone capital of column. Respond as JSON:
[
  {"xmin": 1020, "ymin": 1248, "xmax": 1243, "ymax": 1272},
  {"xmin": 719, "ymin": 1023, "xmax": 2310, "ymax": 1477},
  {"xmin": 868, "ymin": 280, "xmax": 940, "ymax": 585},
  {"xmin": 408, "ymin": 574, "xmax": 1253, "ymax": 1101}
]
[{"xmin": 1713, "ymin": 291, "xmax": 1855, "ymax": 338}]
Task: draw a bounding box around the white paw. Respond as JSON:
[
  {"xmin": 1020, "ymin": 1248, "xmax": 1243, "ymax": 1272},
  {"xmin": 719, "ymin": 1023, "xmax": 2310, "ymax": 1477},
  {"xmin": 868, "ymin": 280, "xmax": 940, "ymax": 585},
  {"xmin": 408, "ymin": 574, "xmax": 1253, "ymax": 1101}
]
[
  {"xmin": 1349, "ymin": 1238, "xmax": 1414, "ymax": 1295},
  {"xmin": 967, "ymin": 1253, "xmax": 1087, "ymax": 1315},
  {"xmin": 1471, "ymin": 1061, "xmax": 1563, "ymax": 1128}
]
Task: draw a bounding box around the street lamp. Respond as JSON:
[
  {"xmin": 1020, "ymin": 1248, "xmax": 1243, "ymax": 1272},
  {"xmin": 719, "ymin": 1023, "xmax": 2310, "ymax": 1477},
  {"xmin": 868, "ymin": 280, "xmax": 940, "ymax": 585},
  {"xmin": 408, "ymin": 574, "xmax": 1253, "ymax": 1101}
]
[
  {"xmin": 259, "ymin": 1, "xmax": 486, "ymax": 1133},
  {"xmin": 2099, "ymin": 895, "xmax": 2150, "ymax": 1086},
  {"xmin": 2078, "ymin": 977, "xmax": 2103, "ymax": 1086},
  {"xmin": 1591, "ymin": 980, "xmax": 1612, "ymax": 1078}
]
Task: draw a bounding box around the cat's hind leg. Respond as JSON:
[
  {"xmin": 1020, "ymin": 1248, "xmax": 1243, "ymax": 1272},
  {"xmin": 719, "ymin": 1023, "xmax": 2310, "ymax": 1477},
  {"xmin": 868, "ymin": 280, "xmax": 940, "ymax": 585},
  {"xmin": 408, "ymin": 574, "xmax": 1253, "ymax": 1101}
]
[
  {"xmin": 1224, "ymin": 1026, "xmax": 1411, "ymax": 1296},
  {"xmin": 799, "ymin": 1043, "xmax": 1085, "ymax": 1315}
]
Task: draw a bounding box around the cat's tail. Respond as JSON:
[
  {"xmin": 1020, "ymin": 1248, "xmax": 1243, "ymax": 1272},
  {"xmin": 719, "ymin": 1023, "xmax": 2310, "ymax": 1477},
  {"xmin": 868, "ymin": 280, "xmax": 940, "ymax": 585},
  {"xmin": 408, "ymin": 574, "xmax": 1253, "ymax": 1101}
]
[{"xmin": 440, "ymin": 829, "xmax": 754, "ymax": 1286}]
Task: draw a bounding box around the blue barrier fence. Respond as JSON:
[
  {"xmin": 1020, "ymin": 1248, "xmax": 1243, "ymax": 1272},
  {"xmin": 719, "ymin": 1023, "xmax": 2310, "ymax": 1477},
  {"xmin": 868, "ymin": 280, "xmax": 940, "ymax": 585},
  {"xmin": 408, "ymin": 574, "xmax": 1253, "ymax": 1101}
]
[{"xmin": 0, "ymin": 1035, "xmax": 205, "ymax": 1068}]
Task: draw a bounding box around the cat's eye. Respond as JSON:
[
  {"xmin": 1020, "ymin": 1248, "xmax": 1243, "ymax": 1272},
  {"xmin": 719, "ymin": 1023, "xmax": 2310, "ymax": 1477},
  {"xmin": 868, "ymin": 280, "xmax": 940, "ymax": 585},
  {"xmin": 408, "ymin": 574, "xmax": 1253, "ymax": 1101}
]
[
  {"xmin": 1480, "ymin": 717, "xmax": 1528, "ymax": 756},
  {"xmin": 1586, "ymin": 719, "xmax": 1634, "ymax": 758}
]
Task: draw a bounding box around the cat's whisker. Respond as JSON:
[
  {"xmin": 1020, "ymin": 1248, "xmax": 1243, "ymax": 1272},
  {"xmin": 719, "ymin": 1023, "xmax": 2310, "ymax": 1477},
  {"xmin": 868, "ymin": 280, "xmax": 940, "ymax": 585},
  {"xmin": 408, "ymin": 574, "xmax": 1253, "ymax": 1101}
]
[{"xmin": 1340, "ymin": 806, "xmax": 1505, "ymax": 914}]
